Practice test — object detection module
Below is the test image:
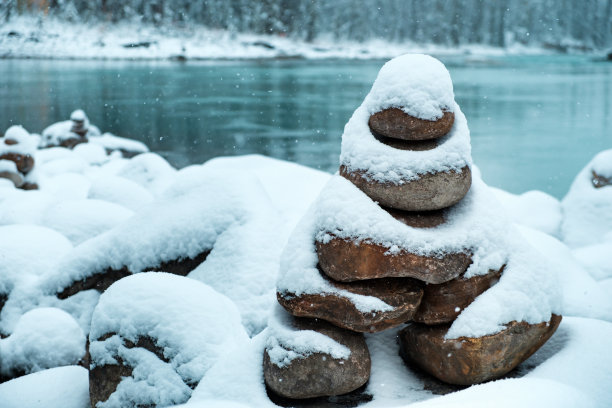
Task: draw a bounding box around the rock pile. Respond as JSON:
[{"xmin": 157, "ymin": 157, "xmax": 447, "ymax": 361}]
[
  {"xmin": 0, "ymin": 125, "xmax": 37, "ymax": 189},
  {"xmin": 41, "ymin": 109, "xmax": 100, "ymax": 149},
  {"xmin": 265, "ymin": 54, "xmax": 560, "ymax": 399}
]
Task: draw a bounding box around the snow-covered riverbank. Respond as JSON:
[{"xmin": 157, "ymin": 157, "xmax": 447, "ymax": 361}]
[{"xmin": 0, "ymin": 16, "xmax": 570, "ymax": 61}]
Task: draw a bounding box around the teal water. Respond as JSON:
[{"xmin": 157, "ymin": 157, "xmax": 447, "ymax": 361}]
[{"xmin": 0, "ymin": 55, "xmax": 610, "ymax": 198}]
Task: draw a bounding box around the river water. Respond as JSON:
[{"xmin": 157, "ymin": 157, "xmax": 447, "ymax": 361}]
[{"xmin": 0, "ymin": 55, "xmax": 610, "ymax": 198}]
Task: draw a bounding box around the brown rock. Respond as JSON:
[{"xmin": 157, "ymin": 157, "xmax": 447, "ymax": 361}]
[
  {"xmin": 0, "ymin": 170, "xmax": 24, "ymax": 188},
  {"xmin": 373, "ymin": 132, "xmax": 439, "ymax": 151},
  {"xmin": 0, "ymin": 153, "xmax": 34, "ymax": 175},
  {"xmin": 263, "ymin": 317, "xmax": 371, "ymax": 399},
  {"xmin": 592, "ymin": 170, "xmax": 611, "ymax": 188},
  {"xmin": 59, "ymin": 135, "xmax": 88, "ymax": 150},
  {"xmin": 57, "ymin": 250, "xmax": 210, "ymax": 299},
  {"xmin": 89, "ymin": 334, "xmax": 172, "ymax": 407},
  {"xmin": 369, "ymin": 108, "xmax": 454, "ymax": 141},
  {"xmin": 413, "ymin": 266, "xmax": 504, "ymax": 325},
  {"xmin": 340, "ymin": 165, "xmax": 472, "ymax": 211},
  {"xmin": 19, "ymin": 182, "xmax": 39, "ymax": 190},
  {"xmin": 316, "ymin": 235, "xmax": 471, "ymax": 284},
  {"xmin": 278, "ymin": 271, "xmax": 423, "ymax": 332},
  {"xmin": 399, "ymin": 314, "xmax": 562, "ymax": 385},
  {"xmin": 384, "ymin": 207, "xmax": 447, "ymax": 229}
]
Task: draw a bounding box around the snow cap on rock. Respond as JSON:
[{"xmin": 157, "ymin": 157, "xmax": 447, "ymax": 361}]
[
  {"xmin": 363, "ymin": 53, "xmax": 455, "ymax": 120},
  {"xmin": 70, "ymin": 109, "xmax": 87, "ymax": 122}
]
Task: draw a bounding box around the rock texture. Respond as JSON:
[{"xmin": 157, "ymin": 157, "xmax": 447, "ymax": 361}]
[
  {"xmin": 278, "ymin": 272, "xmax": 423, "ymax": 332},
  {"xmin": 339, "ymin": 165, "xmax": 472, "ymax": 211},
  {"xmin": 369, "ymin": 108, "xmax": 454, "ymax": 140},
  {"xmin": 316, "ymin": 236, "xmax": 471, "ymax": 284},
  {"xmin": 384, "ymin": 207, "xmax": 447, "ymax": 228},
  {"xmin": 398, "ymin": 314, "xmax": 562, "ymax": 385},
  {"xmin": 57, "ymin": 250, "xmax": 210, "ymax": 299},
  {"xmin": 592, "ymin": 170, "xmax": 611, "ymax": 188},
  {"xmin": 264, "ymin": 318, "xmax": 371, "ymax": 399},
  {"xmin": 373, "ymin": 133, "xmax": 439, "ymax": 151},
  {"xmin": 413, "ymin": 266, "xmax": 504, "ymax": 325}
]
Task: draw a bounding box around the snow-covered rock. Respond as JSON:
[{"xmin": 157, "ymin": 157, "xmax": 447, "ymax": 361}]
[
  {"xmin": 87, "ymin": 175, "xmax": 155, "ymax": 211},
  {"xmin": 0, "ymin": 308, "xmax": 85, "ymax": 377},
  {"xmin": 561, "ymin": 149, "xmax": 612, "ymax": 248},
  {"xmin": 88, "ymin": 272, "xmax": 248, "ymax": 408}
]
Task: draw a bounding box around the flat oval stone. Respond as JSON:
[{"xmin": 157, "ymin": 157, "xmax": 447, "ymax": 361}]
[
  {"xmin": 369, "ymin": 108, "xmax": 454, "ymax": 141},
  {"xmin": 264, "ymin": 318, "xmax": 371, "ymax": 399},
  {"xmin": 398, "ymin": 314, "xmax": 562, "ymax": 385},
  {"xmin": 383, "ymin": 207, "xmax": 447, "ymax": 228},
  {"xmin": 413, "ymin": 266, "xmax": 504, "ymax": 325},
  {"xmin": 316, "ymin": 235, "xmax": 472, "ymax": 284},
  {"xmin": 339, "ymin": 165, "xmax": 472, "ymax": 211},
  {"xmin": 373, "ymin": 132, "xmax": 439, "ymax": 151},
  {"xmin": 277, "ymin": 272, "xmax": 423, "ymax": 333}
]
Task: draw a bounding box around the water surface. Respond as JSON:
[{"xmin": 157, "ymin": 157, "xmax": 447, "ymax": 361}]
[{"xmin": 0, "ymin": 55, "xmax": 610, "ymax": 198}]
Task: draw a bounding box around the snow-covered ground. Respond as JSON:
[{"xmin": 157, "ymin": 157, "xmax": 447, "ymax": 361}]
[
  {"xmin": 0, "ymin": 114, "xmax": 610, "ymax": 407},
  {"xmin": 0, "ymin": 16, "xmax": 558, "ymax": 61}
]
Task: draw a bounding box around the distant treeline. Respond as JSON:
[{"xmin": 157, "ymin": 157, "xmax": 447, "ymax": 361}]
[{"xmin": 2, "ymin": 0, "xmax": 611, "ymax": 50}]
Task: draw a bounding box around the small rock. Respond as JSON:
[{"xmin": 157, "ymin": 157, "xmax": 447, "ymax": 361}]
[
  {"xmin": 398, "ymin": 314, "xmax": 562, "ymax": 385},
  {"xmin": 316, "ymin": 235, "xmax": 471, "ymax": 284},
  {"xmin": 383, "ymin": 207, "xmax": 447, "ymax": 228},
  {"xmin": 340, "ymin": 165, "xmax": 472, "ymax": 211},
  {"xmin": 0, "ymin": 153, "xmax": 34, "ymax": 175},
  {"xmin": 373, "ymin": 132, "xmax": 439, "ymax": 151},
  {"xmin": 264, "ymin": 317, "xmax": 370, "ymax": 399},
  {"xmin": 592, "ymin": 170, "xmax": 611, "ymax": 188},
  {"xmin": 413, "ymin": 266, "xmax": 504, "ymax": 324},
  {"xmin": 277, "ymin": 270, "xmax": 423, "ymax": 332},
  {"xmin": 368, "ymin": 108, "xmax": 454, "ymax": 141}
]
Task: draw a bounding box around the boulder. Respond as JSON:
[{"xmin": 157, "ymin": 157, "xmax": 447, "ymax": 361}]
[
  {"xmin": 340, "ymin": 165, "xmax": 471, "ymax": 211},
  {"xmin": 0, "ymin": 153, "xmax": 34, "ymax": 175},
  {"xmin": 56, "ymin": 250, "xmax": 210, "ymax": 299},
  {"xmin": 264, "ymin": 317, "xmax": 370, "ymax": 399},
  {"xmin": 368, "ymin": 108, "xmax": 454, "ymax": 141},
  {"xmin": 277, "ymin": 271, "xmax": 423, "ymax": 332},
  {"xmin": 412, "ymin": 266, "xmax": 504, "ymax": 325},
  {"xmin": 316, "ymin": 235, "xmax": 471, "ymax": 284},
  {"xmin": 398, "ymin": 314, "xmax": 562, "ymax": 385}
]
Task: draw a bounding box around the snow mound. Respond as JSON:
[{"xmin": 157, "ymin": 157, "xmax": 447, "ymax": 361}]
[
  {"xmin": 519, "ymin": 225, "xmax": 612, "ymax": 322},
  {"xmin": 0, "ymin": 366, "xmax": 90, "ymax": 408},
  {"xmin": 188, "ymin": 330, "xmax": 275, "ymax": 408},
  {"xmin": 340, "ymin": 102, "xmax": 471, "ymax": 184},
  {"xmin": 363, "ymin": 54, "xmax": 455, "ymax": 120},
  {"xmin": 39, "ymin": 172, "xmax": 91, "ymax": 200},
  {"xmin": 0, "ymin": 159, "xmax": 18, "ymax": 173},
  {"xmin": 87, "ymin": 175, "xmax": 155, "ymax": 211},
  {"xmin": 0, "ymin": 190, "xmax": 57, "ymax": 225},
  {"xmin": 561, "ymin": 149, "xmax": 612, "ymax": 248},
  {"xmin": 89, "ymin": 132, "xmax": 150, "ymax": 156},
  {"xmin": 72, "ymin": 143, "xmax": 109, "ymax": 165},
  {"xmin": 1, "ymin": 125, "xmax": 38, "ymax": 156},
  {"xmin": 40, "ymin": 109, "xmax": 101, "ymax": 148},
  {"xmin": 41, "ymin": 199, "xmax": 134, "ymax": 245},
  {"xmin": 491, "ymin": 187, "xmax": 562, "ymax": 237},
  {"xmin": 0, "ymin": 307, "xmax": 85, "ymax": 376},
  {"xmin": 89, "ymin": 272, "xmax": 248, "ymax": 408},
  {"xmin": 116, "ymin": 152, "xmax": 177, "ymax": 195},
  {"xmin": 572, "ymin": 241, "xmax": 612, "ymax": 281},
  {"xmin": 265, "ymin": 305, "xmax": 350, "ymax": 368},
  {"xmin": 70, "ymin": 109, "xmax": 87, "ymax": 122}
]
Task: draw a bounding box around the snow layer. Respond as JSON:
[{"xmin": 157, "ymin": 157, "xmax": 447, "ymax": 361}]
[
  {"xmin": 0, "ymin": 159, "xmax": 18, "ymax": 173},
  {"xmin": 363, "ymin": 54, "xmax": 455, "ymax": 120},
  {"xmin": 89, "ymin": 272, "xmax": 248, "ymax": 408},
  {"xmin": 572, "ymin": 241, "xmax": 612, "ymax": 281},
  {"xmin": 340, "ymin": 102, "xmax": 471, "ymax": 184},
  {"xmin": 561, "ymin": 149, "xmax": 612, "ymax": 248},
  {"xmin": 1, "ymin": 125, "xmax": 38, "ymax": 156},
  {"xmin": 89, "ymin": 132, "xmax": 150, "ymax": 155},
  {"xmin": 491, "ymin": 187, "xmax": 562, "ymax": 237},
  {"xmin": 115, "ymin": 152, "xmax": 177, "ymax": 196},
  {"xmin": 87, "ymin": 175, "xmax": 155, "ymax": 211},
  {"xmin": 0, "ymin": 307, "xmax": 85, "ymax": 376},
  {"xmin": 265, "ymin": 305, "xmax": 350, "ymax": 368},
  {"xmin": 0, "ymin": 366, "xmax": 90, "ymax": 408}
]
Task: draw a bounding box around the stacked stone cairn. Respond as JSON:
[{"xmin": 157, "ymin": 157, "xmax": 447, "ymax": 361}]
[
  {"xmin": 0, "ymin": 125, "xmax": 37, "ymax": 189},
  {"xmin": 265, "ymin": 54, "xmax": 560, "ymax": 399}
]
